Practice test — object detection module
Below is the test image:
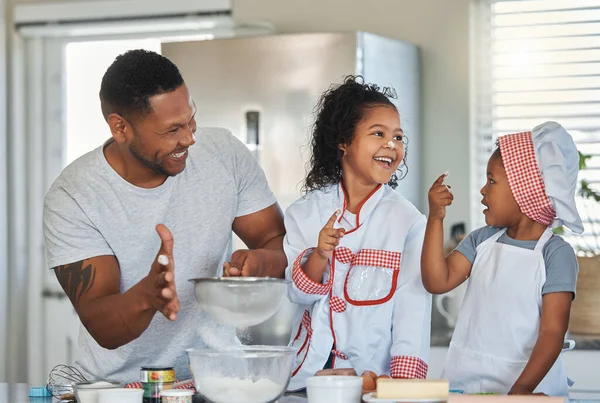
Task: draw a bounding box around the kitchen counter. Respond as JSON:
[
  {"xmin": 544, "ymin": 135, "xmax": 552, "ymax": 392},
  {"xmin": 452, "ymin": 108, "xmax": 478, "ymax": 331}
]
[
  {"xmin": 2, "ymin": 383, "xmax": 599, "ymax": 403},
  {"xmin": 565, "ymin": 334, "xmax": 600, "ymax": 350},
  {"xmin": 0, "ymin": 383, "xmax": 306, "ymax": 403}
]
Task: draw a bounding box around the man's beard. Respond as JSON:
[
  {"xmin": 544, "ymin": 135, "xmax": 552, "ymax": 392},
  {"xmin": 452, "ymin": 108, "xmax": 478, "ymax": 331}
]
[{"xmin": 129, "ymin": 142, "xmax": 172, "ymax": 177}]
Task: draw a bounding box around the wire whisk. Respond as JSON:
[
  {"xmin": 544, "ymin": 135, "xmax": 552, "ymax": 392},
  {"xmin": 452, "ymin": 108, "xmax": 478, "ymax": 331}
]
[{"xmin": 46, "ymin": 364, "xmax": 89, "ymax": 401}]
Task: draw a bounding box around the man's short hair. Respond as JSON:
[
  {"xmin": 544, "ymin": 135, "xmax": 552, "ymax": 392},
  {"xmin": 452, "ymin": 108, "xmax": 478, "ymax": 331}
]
[{"xmin": 99, "ymin": 49, "xmax": 184, "ymax": 122}]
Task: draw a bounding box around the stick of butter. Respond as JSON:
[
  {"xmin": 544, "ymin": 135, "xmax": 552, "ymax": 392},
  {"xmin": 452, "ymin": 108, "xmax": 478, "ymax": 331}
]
[{"xmin": 376, "ymin": 378, "xmax": 449, "ymax": 399}]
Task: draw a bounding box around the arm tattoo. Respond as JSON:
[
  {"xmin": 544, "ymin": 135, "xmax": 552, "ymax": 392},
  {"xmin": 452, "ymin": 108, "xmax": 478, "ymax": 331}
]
[{"xmin": 54, "ymin": 260, "xmax": 97, "ymax": 305}]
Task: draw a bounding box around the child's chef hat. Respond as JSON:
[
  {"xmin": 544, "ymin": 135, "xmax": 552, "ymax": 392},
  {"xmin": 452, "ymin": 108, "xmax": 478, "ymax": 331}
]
[{"xmin": 498, "ymin": 121, "xmax": 584, "ymax": 234}]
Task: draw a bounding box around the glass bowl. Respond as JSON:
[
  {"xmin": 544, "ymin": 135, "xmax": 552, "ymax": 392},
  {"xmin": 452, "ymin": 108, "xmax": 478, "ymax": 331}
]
[{"xmin": 187, "ymin": 345, "xmax": 296, "ymax": 403}]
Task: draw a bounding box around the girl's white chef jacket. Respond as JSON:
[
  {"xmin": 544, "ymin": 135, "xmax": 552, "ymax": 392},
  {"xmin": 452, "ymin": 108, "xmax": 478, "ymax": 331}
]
[{"xmin": 283, "ymin": 183, "xmax": 431, "ymax": 391}]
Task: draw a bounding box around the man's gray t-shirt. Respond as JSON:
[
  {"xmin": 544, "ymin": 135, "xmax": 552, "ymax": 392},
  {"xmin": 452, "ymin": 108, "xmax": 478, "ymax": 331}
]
[
  {"xmin": 43, "ymin": 127, "xmax": 276, "ymax": 382},
  {"xmin": 455, "ymin": 226, "xmax": 578, "ymax": 297}
]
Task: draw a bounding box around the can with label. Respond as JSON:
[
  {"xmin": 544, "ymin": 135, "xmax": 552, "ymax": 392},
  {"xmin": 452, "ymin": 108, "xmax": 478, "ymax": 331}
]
[
  {"xmin": 141, "ymin": 367, "xmax": 175, "ymax": 403},
  {"xmin": 141, "ymin": 367, "xmax": 176, "ymax": 383}
]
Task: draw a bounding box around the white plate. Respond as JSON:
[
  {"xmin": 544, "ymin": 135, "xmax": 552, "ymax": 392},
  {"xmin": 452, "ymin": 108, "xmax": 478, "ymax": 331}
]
[{"xmin": 362, "ymin": 392, "xmax": 447, "ymax": 402}]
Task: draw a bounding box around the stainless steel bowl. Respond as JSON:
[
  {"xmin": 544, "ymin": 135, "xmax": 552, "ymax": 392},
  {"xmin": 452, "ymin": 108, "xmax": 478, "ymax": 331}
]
[{"xmin": 188, "ymin": 277, "xmax": 289, "ymax": 328}]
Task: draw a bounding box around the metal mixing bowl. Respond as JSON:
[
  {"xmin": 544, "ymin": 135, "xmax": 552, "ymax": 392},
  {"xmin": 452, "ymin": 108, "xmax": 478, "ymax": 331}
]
[
  {"xmin": 187, "ymin": 346, "xmax": 296, "ymax": 403},
  {"xmin": 188, "ymin": 277, "xmax": 289, "ymax": 328}
]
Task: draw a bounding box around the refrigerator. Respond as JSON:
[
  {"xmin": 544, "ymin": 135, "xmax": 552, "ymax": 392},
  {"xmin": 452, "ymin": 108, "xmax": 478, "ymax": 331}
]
[{"xmin": 162, "ymin": 31, "xmax": 421, "ymax": 345}]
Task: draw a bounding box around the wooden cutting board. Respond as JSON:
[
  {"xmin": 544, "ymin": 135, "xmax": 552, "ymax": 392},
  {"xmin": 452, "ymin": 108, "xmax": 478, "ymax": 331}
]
[{"xmin": 449, "ymin": 395, "xmax": 566, "ymax": 403}]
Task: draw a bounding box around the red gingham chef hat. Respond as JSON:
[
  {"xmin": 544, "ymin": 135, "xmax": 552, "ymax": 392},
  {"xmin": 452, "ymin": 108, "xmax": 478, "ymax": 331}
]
[{"xmin": 498, "ymin": 121, "xmax": 583, "ymax": 234}]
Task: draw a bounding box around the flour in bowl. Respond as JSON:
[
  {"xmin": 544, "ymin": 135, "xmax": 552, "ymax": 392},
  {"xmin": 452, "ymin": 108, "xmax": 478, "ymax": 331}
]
[{"xmin": 196, "ymin": 377, "xmax": 283, "ymax": 403}]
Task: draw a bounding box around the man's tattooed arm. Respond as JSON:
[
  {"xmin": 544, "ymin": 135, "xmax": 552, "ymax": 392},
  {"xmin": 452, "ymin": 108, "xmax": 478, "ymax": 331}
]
[
  {"xmin": 51, "ymin": 255, "xmax": 157, "ymax": 349},
  {"xmin": 54, "ymin": 260, "xmax": 97, "ymax": 306}
]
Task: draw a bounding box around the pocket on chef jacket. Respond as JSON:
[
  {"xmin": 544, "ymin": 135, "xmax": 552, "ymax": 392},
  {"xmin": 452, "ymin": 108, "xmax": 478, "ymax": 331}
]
[
  {"xmin": 343, "ymin": 249, "xmax": 401, "ymax": 306},
  {"xmin": 291, "ymin": 309, "xmax": 312, "ymax": 376}
]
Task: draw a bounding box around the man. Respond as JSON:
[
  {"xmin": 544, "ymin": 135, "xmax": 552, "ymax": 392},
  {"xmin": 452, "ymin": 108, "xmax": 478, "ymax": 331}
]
[{"xmin": 43, "ymin": 49, "xmax": 287, "ymax": 382}]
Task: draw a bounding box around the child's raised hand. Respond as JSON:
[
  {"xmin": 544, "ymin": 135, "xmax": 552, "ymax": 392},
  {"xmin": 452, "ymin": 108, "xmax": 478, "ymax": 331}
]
[
  {"xmin": 316, "ymin": 210, "xmax": 346, "ymax": 259},
  {"xmin": 428, "ymin": 172, "xmax": 454, "ymax": 220}
]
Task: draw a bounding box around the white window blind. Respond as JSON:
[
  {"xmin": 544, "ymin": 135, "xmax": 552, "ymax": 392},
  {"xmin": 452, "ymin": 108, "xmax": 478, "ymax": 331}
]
[{"xmin": 472, "ymin": 0, "xmax": 600, "ymax": 252}]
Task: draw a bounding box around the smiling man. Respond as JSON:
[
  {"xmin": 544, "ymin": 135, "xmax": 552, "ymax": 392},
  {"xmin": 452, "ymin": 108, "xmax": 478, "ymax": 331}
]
[{"xmin": 43, "ymin": 50, "xmax": 287, "ymax": 382}]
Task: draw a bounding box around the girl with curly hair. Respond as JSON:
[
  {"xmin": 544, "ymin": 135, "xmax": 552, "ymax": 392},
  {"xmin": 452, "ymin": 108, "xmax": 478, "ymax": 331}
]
[{"xmin": 284, "ymin": 76, "xmax": 431, "ymax": 391}]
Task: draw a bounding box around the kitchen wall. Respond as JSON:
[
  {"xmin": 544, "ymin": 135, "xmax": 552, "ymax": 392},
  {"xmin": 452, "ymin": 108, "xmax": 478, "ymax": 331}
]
[
  {"xmin": 233, "ymin": 0, "xmax": 472, "ymax": 226},
  {"xmin": 5, "ymin": 0, "xmax": 473, "ymax": 224}
]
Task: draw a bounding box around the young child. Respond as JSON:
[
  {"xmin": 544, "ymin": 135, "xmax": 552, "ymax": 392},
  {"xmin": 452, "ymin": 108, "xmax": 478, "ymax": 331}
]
[
  {"xmin": 283, "ymin": 76, "xmax": 431, "ymax": 391},
  {"xmin": 422, "ymin": 121, "xmax": 582, "ymax": 396}
]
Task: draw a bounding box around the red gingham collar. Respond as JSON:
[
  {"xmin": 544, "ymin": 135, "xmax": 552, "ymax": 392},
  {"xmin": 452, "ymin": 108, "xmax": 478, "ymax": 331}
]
[{"xmin": 498, "ymin": 132, "xmax": 556, "ymax": 225}]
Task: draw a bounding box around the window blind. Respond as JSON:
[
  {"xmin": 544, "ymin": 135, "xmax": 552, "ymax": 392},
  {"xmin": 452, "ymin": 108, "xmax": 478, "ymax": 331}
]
[{"xmin": 472, "ymin": 0, "xmax": 600, "ymax": 251}]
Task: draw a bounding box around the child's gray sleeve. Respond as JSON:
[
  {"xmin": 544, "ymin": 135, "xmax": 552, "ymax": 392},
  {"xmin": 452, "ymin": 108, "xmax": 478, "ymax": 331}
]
[
  {"xmin": 542, "ymin": 239, "xmax": 578, "ymax": 299},
  {"xmin": 454, "ymin": 226, "xmax": 502, "ymax": 263}
]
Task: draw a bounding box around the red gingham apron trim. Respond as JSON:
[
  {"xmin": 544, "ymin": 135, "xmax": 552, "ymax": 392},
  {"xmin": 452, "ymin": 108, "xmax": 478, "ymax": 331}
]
[
  {"xmin": 335, "ymin": 247, "xmax": 401, "ymax": 270},
  {"xmin": 329, "ymin": 296, "xmax": 347, "ymax": 313},
  {"xmin": 353, "ymin": 249, "xmax": 401, "ymax": 269},
  {"xmin": 173, "ymin": 380, "xmax": 196, "ymax": 390},
  {"xmin": 301, "ymin": 309, "xmax": 313, "ymax": 337},
  {"xmin": 292, "ymin": 248, "xmax": 331, "ymax": 295},
  {"xmin": 292, "ymin": 310, "xmax": 313, "ymax": 377},
  {"xmin": 390, "ymin": 356, "xmax": 428, "ymax": 379},
  {"xmin": 331, "ymin": 349, "xmax": 348, "ymax": 360},
  {"xmin": 498, "ymin": 132, "xmax": 556, "ymax": 225},
  {"xmin": 335, "ymin": 247, "xmax": 354, "ymax": 264}
]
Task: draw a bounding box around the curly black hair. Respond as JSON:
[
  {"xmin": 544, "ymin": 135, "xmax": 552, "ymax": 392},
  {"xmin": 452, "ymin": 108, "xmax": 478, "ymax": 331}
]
[
  {"xmin": 303, "ymin": 75, "xmax": 408, "ymax": 193},
  {"xmin": 99, "ymin": 49, "xmax": 184, "ymax": 122}
]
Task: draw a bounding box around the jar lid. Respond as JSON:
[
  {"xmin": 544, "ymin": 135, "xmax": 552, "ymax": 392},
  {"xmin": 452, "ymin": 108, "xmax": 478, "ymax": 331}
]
[{"xmin": 160, "ymin": 389, "xmax": 195, "ymax": 396}]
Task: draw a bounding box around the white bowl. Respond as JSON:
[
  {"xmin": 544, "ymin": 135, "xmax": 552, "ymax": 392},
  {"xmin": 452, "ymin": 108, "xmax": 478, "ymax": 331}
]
[
  {"xmin": 187, "ymin": 345, "xmax": 296, "ymax": 403},
  {"xmin": 188, "ymin": 277, "xmax": 288, "ymax": 327},
  {"xmin": 74, "ymin": 381, "xmax": 124, "ymax": 403},
  {"xmin": 76, "ymin": 389, "xmax": 99, "ymax": 403},
  {"xmin": 97, "ymin": 388, "xmax": 143, "ymax": 403},
  {"xmin": 306, "ymin": 376, "xmax": 363, "ymax": 403}
]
